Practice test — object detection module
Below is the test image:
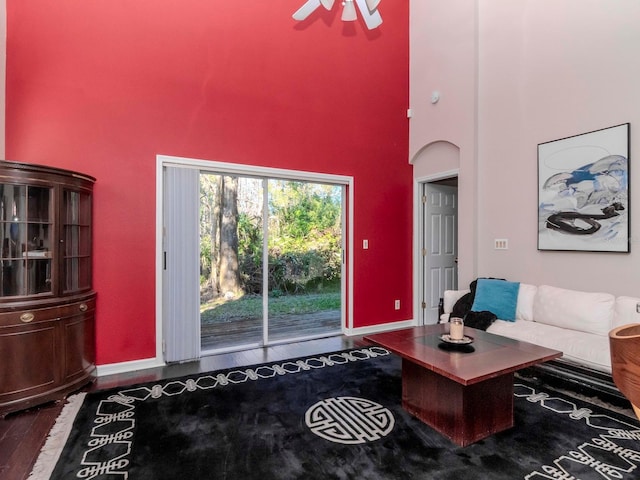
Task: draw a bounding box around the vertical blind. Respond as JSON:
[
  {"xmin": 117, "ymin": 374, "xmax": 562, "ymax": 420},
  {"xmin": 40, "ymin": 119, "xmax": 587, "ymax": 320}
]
[{"xmin": 163, "ymin": 166, "xmax": 201, "ymax": 362}]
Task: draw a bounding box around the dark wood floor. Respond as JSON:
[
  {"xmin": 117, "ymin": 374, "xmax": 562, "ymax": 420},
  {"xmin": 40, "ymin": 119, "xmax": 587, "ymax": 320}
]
[{"xmin": 0, "ymin": 335, "xmax": 363, "ymax": 480}]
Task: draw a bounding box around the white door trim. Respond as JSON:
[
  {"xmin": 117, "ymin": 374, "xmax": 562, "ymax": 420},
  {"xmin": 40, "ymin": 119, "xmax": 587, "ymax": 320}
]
[{"xmin": 413, "ymin": 169, "xmax": 459, "ymax": 325}]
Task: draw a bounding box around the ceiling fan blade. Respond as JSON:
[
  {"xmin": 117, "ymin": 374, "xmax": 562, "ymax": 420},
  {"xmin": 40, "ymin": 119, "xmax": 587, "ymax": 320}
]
[
  {"xmin": 355, "ymin": 0, "xmax": 383, "ymax": 29},
  {"xmin": 365, "ymin": 0, "xmax": 381, "ymax": 11},
  {"xmin": 293, "ymin": 0, "xmax": 323, "ymax": 21}
]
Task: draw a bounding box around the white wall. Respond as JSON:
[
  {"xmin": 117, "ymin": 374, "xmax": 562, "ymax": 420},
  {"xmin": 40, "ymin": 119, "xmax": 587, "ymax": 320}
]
[
  {"xmin": 412, "ymin": 0, "xmax": 640, "ymax": 297},
  {"xmin": 410, "ymin": 0, "xmax": 478, "ymax": 285}
]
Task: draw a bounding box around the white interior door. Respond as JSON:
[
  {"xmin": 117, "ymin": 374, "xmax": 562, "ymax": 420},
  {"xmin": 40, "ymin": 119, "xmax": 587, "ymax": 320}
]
[{"xmin": 423, "ymin": 182, "xmax": 458, "ymax": 323}]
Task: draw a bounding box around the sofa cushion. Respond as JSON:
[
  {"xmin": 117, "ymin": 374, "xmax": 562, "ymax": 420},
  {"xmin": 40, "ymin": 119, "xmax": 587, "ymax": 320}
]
[
  {"xmin": 471, "ymin": 279, "xmax": 520, "ymax": 321},
  {"xmin": 612, "ymin": 296, "xmax": 640, "ymax": 329},
  {"xmin": 487, "ymin": 319, "xmax": 611, "ymax": 372},
  {"xmin": 532, "ymin": 285, "xmax": 615, "ymax": 336},
  {"xmin": 515, "ymin": 283, "xmax": 537, "ymax": 321},
  {"xmin": 443, "ymin": 289, "xmax": 470, "ymax": 314}
]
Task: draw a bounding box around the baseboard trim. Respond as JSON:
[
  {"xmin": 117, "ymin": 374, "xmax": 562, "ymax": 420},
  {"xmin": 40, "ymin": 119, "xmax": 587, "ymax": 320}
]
[
  {"xmin": 97, "ymin": 321, "xmax": 418, "ymax": 376},
  {"xmin": 96, "ymin": 357, "xmax": 166, "ymax": 377},
  {"xmin": 346, "ymin": 319, "xmax": 417, "ymax": 337}
]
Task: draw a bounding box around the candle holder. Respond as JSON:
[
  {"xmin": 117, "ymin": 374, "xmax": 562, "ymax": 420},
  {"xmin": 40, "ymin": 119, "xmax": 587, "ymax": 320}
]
[
  {"xmin": 450, "ymin": 317, "xmax": 464, "ymax": 340},
  {"xmin": 439, "ymin": 317, "xmax": 474, "ymax": 347}
]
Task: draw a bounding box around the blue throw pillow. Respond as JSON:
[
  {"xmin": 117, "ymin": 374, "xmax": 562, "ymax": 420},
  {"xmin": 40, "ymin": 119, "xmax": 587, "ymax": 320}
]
[{"xmin": 470, "ymin": 279, "xmax": 520, "ymax": 321}]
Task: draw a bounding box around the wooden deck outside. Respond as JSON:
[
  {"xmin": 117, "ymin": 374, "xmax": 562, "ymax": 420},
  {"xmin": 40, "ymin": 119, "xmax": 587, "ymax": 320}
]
[{"xmin": 201, "ymin": 309, "xmax": 342, "ymax": 350}]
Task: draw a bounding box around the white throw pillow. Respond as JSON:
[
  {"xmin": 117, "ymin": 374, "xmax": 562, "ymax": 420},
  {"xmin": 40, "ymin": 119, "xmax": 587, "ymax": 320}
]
[
  {"xmin": 612, "ymin": 296, "xmax": 640, "ymax": 329},
  {"xmin": 532, "ymin": 285, "xmax": 615, "ymax": 336},
  {"xmin": 515, "ymin": 283, "xmax": 537, "ymax": 321},
  {"xmin": 443, "ymin": 289, "xmax": 470, "ymax": 314}
]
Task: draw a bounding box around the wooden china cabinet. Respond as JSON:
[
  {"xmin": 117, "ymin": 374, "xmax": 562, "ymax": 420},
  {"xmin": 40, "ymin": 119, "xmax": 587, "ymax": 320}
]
[{"xmin": 0, "ymin": 160, "xmax": 96, "ymax": 417}]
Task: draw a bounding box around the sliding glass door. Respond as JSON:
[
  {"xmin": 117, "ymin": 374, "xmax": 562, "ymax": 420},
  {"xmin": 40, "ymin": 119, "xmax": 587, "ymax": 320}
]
[
  {"xmin": 199, "ymin": 174, "xmax": 265, "ymax": 351},
  {"xmin": 198, "ymin": 173, "xmax": 343, "ymax": 353},
  {"xmin": 266, "ymin": 180, "xmax": 342, "ymax": 343}
]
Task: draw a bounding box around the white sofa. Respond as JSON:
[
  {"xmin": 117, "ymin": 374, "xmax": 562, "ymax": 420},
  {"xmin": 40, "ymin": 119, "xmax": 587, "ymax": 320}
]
[{"xmin": 441, "ymin": 284, "xmax": 640, "ymax": 374}]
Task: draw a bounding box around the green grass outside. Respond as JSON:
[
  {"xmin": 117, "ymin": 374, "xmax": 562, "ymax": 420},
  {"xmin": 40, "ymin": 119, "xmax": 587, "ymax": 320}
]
[{"xmin": 201, "ymin": 292, "xmax": 341, "ymax": 324}]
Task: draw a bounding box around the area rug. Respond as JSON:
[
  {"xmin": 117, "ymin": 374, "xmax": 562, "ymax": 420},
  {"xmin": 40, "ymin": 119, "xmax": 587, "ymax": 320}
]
[{"xmin": 30, "ymin": 347, "xmax": 640, "ymax": 479}]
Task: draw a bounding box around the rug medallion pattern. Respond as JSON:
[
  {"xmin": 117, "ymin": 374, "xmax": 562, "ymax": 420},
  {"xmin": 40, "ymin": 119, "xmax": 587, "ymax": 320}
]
[{"xmin": 305, "ymin": 396, "xmax": 395, "ymax": 444}]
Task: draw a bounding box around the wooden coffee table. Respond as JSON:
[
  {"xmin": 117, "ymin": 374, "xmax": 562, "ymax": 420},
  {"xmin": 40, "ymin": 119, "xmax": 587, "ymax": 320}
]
[{"xmin": 364, "ymin": 324, "xmax": 562, "ymax": 446}]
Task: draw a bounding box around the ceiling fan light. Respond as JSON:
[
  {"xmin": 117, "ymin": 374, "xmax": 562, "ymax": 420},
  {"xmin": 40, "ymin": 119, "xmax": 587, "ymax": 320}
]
[
  {"xmin": 341, "ymin": 0, "xmax": 357, "ymax": 21},
  {"xmin": 365, "ymin": 0, "xmax": 380, "ymax": 11}
]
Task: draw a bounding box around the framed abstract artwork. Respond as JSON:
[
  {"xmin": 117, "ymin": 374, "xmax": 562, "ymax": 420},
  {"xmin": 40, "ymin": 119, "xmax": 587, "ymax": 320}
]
[{"xmin": 538, "ymin": 123, "xmax": 630, "ymax": 252}]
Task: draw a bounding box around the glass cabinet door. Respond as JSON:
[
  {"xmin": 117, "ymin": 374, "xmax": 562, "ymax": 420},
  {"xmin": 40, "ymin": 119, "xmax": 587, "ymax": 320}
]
[
  {"xmin": 0, "ymin": 184, "xmax": 53, "ymax": 297},
  {"xmin": 63, "ymin": 190, "xmax": 92, "ymax": 293}
]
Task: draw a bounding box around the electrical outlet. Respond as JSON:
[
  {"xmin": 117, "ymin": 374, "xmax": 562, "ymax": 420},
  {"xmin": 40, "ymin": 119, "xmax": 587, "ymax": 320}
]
[
  {"xmin": 394, "ymin": 300, "xmax": 400, "ymax": 310},
  {"xmin": 637, "ymin": 303, "xmax": 640, "ymax": 314},
  {"xmin": 363, "ymin": 239, "xmax": 369, "ymax": 249}
]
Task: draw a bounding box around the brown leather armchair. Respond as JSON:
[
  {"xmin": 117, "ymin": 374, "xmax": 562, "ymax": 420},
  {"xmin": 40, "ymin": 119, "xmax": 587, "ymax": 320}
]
[{"xmin": 609, "ymin": 323, "xmax": 640, "ymax": 420}]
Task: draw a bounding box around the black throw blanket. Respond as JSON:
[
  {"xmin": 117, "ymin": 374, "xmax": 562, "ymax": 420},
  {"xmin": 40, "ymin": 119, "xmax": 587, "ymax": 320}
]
[{"xmin": 451, "ymin": 278, "xmax": 501, "ymax": 330}]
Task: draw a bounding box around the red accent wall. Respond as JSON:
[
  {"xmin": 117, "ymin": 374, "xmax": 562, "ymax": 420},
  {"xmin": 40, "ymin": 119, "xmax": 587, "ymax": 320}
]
[{"xmin": 5, "ymin": 1, "xmax": 411, "ymax": 365}]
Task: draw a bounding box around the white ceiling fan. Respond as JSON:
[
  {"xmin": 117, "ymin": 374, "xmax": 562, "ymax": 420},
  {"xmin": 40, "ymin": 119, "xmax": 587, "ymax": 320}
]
[{"xmin": 293, "ymin": 0, "xmax": 383, "ymax": 30}]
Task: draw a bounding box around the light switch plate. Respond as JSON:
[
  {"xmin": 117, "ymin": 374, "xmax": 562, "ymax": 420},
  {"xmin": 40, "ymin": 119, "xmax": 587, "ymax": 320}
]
[{"xmin": 494, "ymin": 239, "xmax": 508, "ymax": 249}]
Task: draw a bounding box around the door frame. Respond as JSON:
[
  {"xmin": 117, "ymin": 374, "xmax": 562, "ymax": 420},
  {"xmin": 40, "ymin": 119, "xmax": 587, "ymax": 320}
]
[
  {"xmin": 413, "ymin": 169, "xmax": 459, "ymax": 325},
  {"xmin": 155, "ymin": 155, "xmax": 354, "ymax": 364}
]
